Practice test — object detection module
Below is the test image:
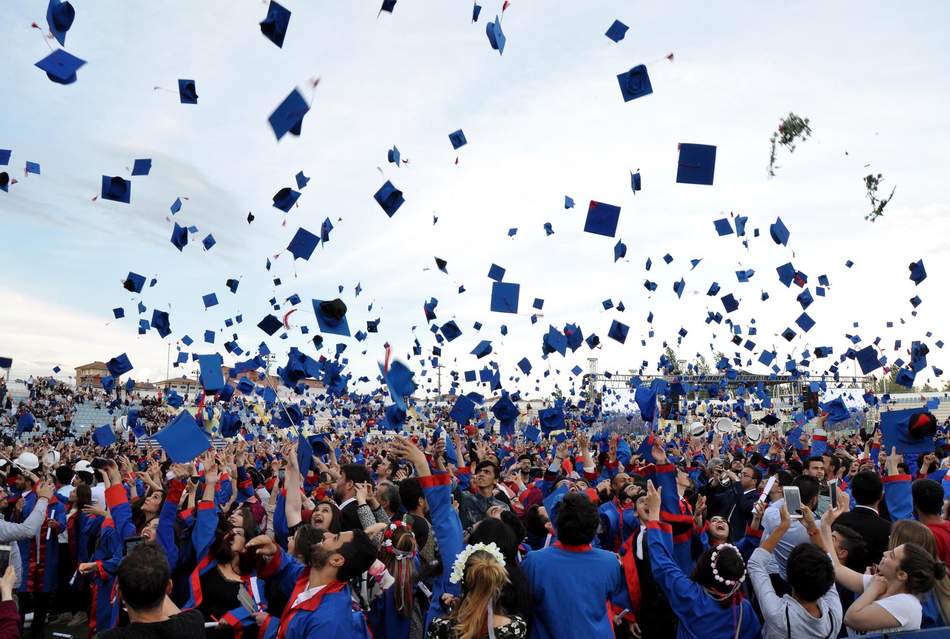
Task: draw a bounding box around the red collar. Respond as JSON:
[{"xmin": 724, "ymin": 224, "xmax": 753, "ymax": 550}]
[{"xmin": 553, "ymin": 541, "xmax": 592, "ymax": 552}]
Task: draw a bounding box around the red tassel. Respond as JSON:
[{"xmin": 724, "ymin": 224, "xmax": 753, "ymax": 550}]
[
  {"xmin": 666, "ymin": 52, "xmax": 675, "ymax": 62},
  {"xmin": 502, "ymin": 0, "xmax": 510, "ymax": 11}
]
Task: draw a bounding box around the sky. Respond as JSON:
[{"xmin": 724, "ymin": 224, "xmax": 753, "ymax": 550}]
[{"xmin": 1, "ymin": 0, "xmax": 949, "ymax": 401}]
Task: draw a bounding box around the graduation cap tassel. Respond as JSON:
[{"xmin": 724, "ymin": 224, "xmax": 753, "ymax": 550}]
[{"xmin": 31, "ymin": 23, "xmax": 55, "ymax": 51}]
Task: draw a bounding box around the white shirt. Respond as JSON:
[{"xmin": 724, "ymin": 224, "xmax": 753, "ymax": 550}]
[
  {"xmin": 291, "ymin": 583, "xmax": 326, "ymax": 609},
  {"xmin": 845, "ymin": 574, "xmax": 922, "ymax": 637}
]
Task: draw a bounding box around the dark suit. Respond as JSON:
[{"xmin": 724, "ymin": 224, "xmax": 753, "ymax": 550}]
[
  {"xmin": 708, "ymin": 483, "xmax": 760, "ymax": 542},
  {"xmin": 835, "ymin": 505, "xmax": 891, "ymax": 568},
  {"xmin": 338, "ymin": 498, "xmax": 363, "ymax": 532}
]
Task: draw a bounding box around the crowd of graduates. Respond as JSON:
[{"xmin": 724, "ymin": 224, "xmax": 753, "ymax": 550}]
[{"xmin": 2, "ymin": 380, "xmax": 950, "ymax": 639}]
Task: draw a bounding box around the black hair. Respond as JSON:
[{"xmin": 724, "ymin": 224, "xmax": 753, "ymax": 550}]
[
  {"xmin": 690, "ymin": 545, "xmax": 745, "ymax": 606},
  {"xmin": 116, "ymin": 542, "xmax": 170, "ymax": 611},
  {"xmin": 475, "ymin": 459, "xmax": 500, "ymax": 479},
  {"xmin": 555, "ymin": 493, "xmax": 598, "ymax": 546},
  {"xmin": 912, "ymin": 479, "xmax": 944, "ymax": 517},
  {"xmin": 900, "ymin": 542, "xmax": 949, "ymax": 595},
  {"xmin": 399, "ymin": 477, "xmax": 424, "ymax": 512},
  {"xmin": 793, "ymin": 475, "xmax": 820, "ymax": 508},
  {"xmin": 804, "ymin": 456, "xmax": 825, "ymax": 470},
  {"xmin": 744, "ymin": 465, "xmax": 762, "ymax": 485},
  {"xmin": 832, "ymin": 523, "xmax": 869, "ymax": 572},
  {"xmin": 850, "ymin": 470, "xmax": 883, "ymax": 506},
  {"xmin": 524, "ymin": 505, "xmax": 549, "ymax": 539},
  {"xmin": 376, "ymin": 481, "xmax": 401, "ymax": 513},
  {"xmin": 55, "ymin": 466, "xmax": 74, "ymax": 486},
  {"xmin": 336, "ymin": 529, "xmax": 378, "ymax": 581},
  {"xmin": 467, "ymin": 517, "xmax": 531, "ymax": 618},
  {"xmin": 292, "ymin": 524, "xmax": 325, "ymax": 565},
  {"xmin": 340, "ymin": 463, "xmax": 371, "ymax": 485},
  {"xmin": 787, "ymin": 543, "xmax": 835, "ymax": 602}
]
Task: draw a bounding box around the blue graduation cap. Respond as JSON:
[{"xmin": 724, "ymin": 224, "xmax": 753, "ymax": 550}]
[
  {"xmin": 635, "ymin": 385, "xmax": 658, "ymax": 422},
  {"xmin": 486, "ymin": 15, "xmax": 506, "ymax": 54},
  {"xmin": 721, "ymin": 293, "xmax": 739, "ymax": 313},
  {"xmin": 584, "ymin": 200, "xmax": 621, "ymax": 237},
  {"xmin": 441, "ymin": 320, "xmax": 462, "ymax": 342},
  {"xmin": 523, "ymin": 425, "xmax": 541, "ymax": 443},
  {"xmin": 197, "ymin": 353, "xmax": 225, "ymax": 392},
  {"xmin": 676, "ymin": 143, "xmax": 716, "ymax": 185},
  {"xmin": 269, "ymin": 88, "xmax": 309, "ymax": 140},
  {"xmin": 154, "ymin": 411, "xmax": 212, "ymax": 463},
  {"xmin": 630, "ymin": 171, "xmax": 642, "ymax": 193},
  {"xmin": 170, "ymin": 197, "xmax": 182, "ymax": 214},
  {"xmin": 46, "ymin": 0, "xmax": 76, "ymax": 46},
  {"xmin": 472, "ymin": 2, "xmax": 482, "ymax": 22},
  {"xmin": 101, "ymin": 176, "xmax": 131, "ymax": 203},
  {"xmin": 272, "ymin": 187, "xmax": 300, "ymax": 212},
  {"xmin": 882, "ymin": 408, "xmax": 936, "ymax": 459},
  {"xmin": 565, "ymin": 195, "xmax": 575, "ymax": 209},
  {"xmin": 257, "ymin": 314, "xmax": 282, "ymax": 336},
  {"xmin": 490, "ymin": 281, "xmax": 520, "ymax": 313},
  {"xmin": 204, "ymin": 330, "xmax": 215, "ymax": 344},
  {"xmin": 226, "ymin": 278, "xmax": 240, "ymax": 294},
  {"xmin": 617, "ymin": 65, "xmax": 653, "ymax": 102},
  {"xmin": 313, "ymin": 298, "xmax": 350, "ymax": 336},
  {"xmin": 131, "ymin": 159, "xmax": 151, "ymax": 176},
  {"xmin": 909, "ymin": 260, "xmax": 926, "ymax": 285},
  {"xmin": 151, "ymin": 310, "xmax": 171, "ymax": 337},
  {"xmin": 713, "ymin": 218, "xmax": 734, "ymax": 236},
  {"xmin": 178, "ymin": 79, "xmax": 198, "ymax": 104},
  {"xmin": 201, "ymin": 293, "xmax": 218, "ymax": 309},
  {"xmin": 16, "ymin": 411, "xmax": 35, "ymax": 434},
  {"xmin": 374, "ymin": 180, "xmax": 405, "ymax": 217},
  {"xmin": 0, "ymin": 150, "xmax": 9, "ymax": 166},
  {"xmin": 449, "ymin": 129, "xmax": 467, "ymax": 150},
  {"xmin": 287, "ymin": 227, "xmax": 319, "ymax": 260},
  {"xmin": 614, "ymin": 239, "xmax": 627, "ymax": 262},
  {"xmin": 93, "ymin": 424, "xmax": 116, "ymax": 448},
  {"xmin": 488, "ymin": 263, "xmax": 506, "ymax": 282},
  {"xmin": 770, "ymin": 217, "xmax": 790, "ymax": 246},
  {"xmin": 517, "ymin": 357, "xmax": 532, "ymax": 374},
  {"xmin": 170, "ymin": 223, "xmax": 188, "ymax": 251},
  {"xmin": 539, "ymin": 407, "xmax": 565, "ymax": 432},
  {"xmin": 608, "ymin": 320, "xmax": 629, "ymax": 344},
  {"xmin": 106, "ymin": 353, "xmax": 133, "ymax": 377},
  {"xmin": 471, "ymin": 340, "xmax": 492, "ymax": 359},
  {"xmin": 450, "ymin": 394, "xmax": 477, "ymax": 424},
  {"xmin": 605, "ymin": 19, "xmax": 628, "ymax": 42},
  {"xmin": 673, "ymin": 278, "xmax": 685, "ymax": 298},
  {"xmin": 35, "ymin": 49, "xmax": 86, "ymax": 84},
  {"xmin": 202, "ymin": 234, "xmax": 216, "ymax": 250},
  {"xmin": 260, "ymin": 0, "xmax": 291, "ymax": 47},
  {"xmin": 124, "ymin": 271, "xmax": 146, "ymax": 293},
  {"xmin": 387, "ymin": 146, "xmax": 400, "ymax": 166},
  {"xmin": 113, "ymin": 307, "xmax": 125, "ymax": 319},
  {"xmin": 795, "ymin": 312, "xmax": 815, "ymax": 332}
]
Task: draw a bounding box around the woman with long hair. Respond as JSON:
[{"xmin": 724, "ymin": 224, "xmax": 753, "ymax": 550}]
[
  {"xmin": 643, "ymin": 480, "xmax": 761, "ymax": 639},
  {"xmin": 466, "ymin": 515, "xmax": 531, "ymax": 622},
  {"xmin": 821, "ymin": 500, "xmax": 947, "ymax": 634},
  {"xmin": 888, "ymin": 519, "xmax": 950, "ymax": 628},
  {"xmin": 427, "ymin": 544, "xmax": 526, "ymax": 639},
  {"xmin": 367, "ymin": 521, "xmax": 422, "ymax": 638}
]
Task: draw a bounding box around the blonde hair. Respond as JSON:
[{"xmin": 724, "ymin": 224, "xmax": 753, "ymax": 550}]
[
  {"xmin": 890, "ymin": 519, "xmax": 950, "ymax": 624},
  {"xmin": 452, "ymin": 550, "xmax": 509, "ymax": 639}
]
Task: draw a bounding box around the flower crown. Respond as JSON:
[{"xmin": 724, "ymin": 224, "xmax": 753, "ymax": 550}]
[
  {"xmin": 382, "ymin": 520, "xmax": 416, "ymax": 561},
  {"xmin": 449, "ymin": 542, "xmax": 506, "ymax": 585},
  {"xmin": 710, "ymin": 543, "xmax": 746, "ymax": 588}
]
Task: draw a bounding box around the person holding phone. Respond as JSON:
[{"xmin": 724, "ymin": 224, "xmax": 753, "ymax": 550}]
[{"xmin": 761, "ymin": 475, "xmax": 821, "ymax": 593}]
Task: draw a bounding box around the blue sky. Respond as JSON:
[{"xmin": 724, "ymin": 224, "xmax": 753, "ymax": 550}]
[{"xmin": 1, "ymin": 1, "xmax": 949, "ymax": 398}]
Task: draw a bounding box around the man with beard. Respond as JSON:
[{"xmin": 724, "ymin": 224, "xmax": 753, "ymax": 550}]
[{"xmin": 248, "ymin": 528, "xmax": 377, "ymax": 638}]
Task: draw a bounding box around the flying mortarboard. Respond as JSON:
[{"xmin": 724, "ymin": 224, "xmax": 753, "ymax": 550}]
[
  {"xmin": 178, "ymin": 79, "xmax": 198, "ymax": 104},
  {"xmin": 605, "ymin": 19, "xmax": 628, "ymax": 42},
  {"xmin": 202, "ymin": 293, "xmax": 218, "ymax": 308},
  {"xmin": 490, "ymin": 281, "xmax": 520, "ymax": 313},
  {"xmin": 197, "ymin": 353, "xmax": 225, "ymax": 392},
  {"xmin": 374, "ymin": 180, "xmax": 404, "ymax": 217},
  {"xmin": 441, "ymin": 320, "xmax": 462, "ymax": 341},
  {"xmin": 93, "ymin": 424, "xmax": 116, "ymax": 448},
  {"xmin": 46, "ymin": 0, "xmax": 76, "ymax": 46},
  {"xmin": 202, "ymin": 234, "xmax": 216, "ymax": 250},
  {"xmin": 287, "ymin": 227, "xmax": 320, "ymax": 260},
  {"xmin": 170, "ymin": 223, "xmax": 188, "ymax": 251},
  {"xmin": 584, "ymin": 200, "xmax": 621, "ymax": 237},
  {"xmin": 617, "ymin": 65, "xmax": 653, "ymax": 102},
  {"xmin": 614, "ymin": 239, "xmax": 627, "ymax": 262},
  {"xmin": 100, "ymin": 175, "xmax": 131, "ymax": 203},
  {"xmin": 486, "ymin": 15, "xmax": 506, "ymax": 54},
  {"xmin": 124, "ymin": 271, "xmax": 146, "ymax": 293},
  {"xmin": 131, "ymin": 159, "xmax": 151, "ymax": 176},
  {"xmin": 272, "ymin": 187, "xmax": 300, "ymax": 212},
  {"xmin": 313, "ymin": 298, "xmax": 350, "ymax": 336},
  {"xmin": 471, "ymin": 340, "xmax": 493, "ymax": 359},
  {"xmin": 909, "ymin": 260, "xmax": 926, "ymax": 285},
  {"xmin": 260, "ymin": 0, "xmax": 291, "ymax": 48},
  {"xmin": 448, "ymin": 129, "xmax": 467, "ymax": 150},
  {"xmin": 257, "ymin": 314, "xmax": 282, "ymax": 336},
  {"xmin": 673, "ymin": 278, "xmax": 685, "ymax": 298},
  {"xmin": 154, "ymin": 411, "xmax": 211, "ymax": 463},
  {"xmin": 608, "ymin": 320, "xmax": 629, "ymax": 344},
  {"xmin": 35, "ymin": 49, "xmax": 85, "ymax": 84},
  {"xmin": 472, "ymin": 2, "xmax": 482, "ymax": 22},
  {"xmin": 106, "ymin": 353, "xmax": 133, "ymax": 377},
  {"xmin": 676, "ymin": 143, "xmax": 716, "ymax": 185},
  {"xmin": 713, "ymin": 218, "xmax": 734, "ymax": 236},
  {"xmin": 269, "ymin": 88, "xmax": 310, "ymax": 140},
  {"xmin": 151, "ymin": 309, "xmax": 171, "ymax": 337},
  {"xmin": 769, "ymin": 217, "xmax": 790, "ymax": 246}
]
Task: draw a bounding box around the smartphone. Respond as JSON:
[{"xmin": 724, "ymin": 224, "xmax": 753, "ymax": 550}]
[
  {"xmin": 829, "ymin": 479, "xmax": 838, "ymax": 509},
  {"xmin": 0, "ymin": 544, "xmax": 10, "ymax": 575},
  {"xmin": 783, "ymin": 486, "xmax": 803, "ymax": 520},
  {"xmin": 123, "ymin": 536, "xmax": 144, "ymax": 557}
]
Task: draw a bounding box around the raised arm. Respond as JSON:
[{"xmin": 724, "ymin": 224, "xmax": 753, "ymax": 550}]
[{"xmin": 283, "ymin": 443, "xmax": 303, "ymax": 529}]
